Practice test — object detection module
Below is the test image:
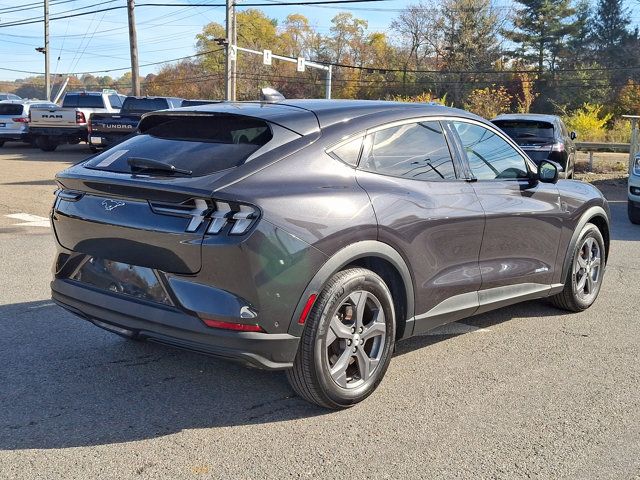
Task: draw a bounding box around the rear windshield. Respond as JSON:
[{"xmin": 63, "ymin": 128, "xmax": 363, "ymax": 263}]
[
  {"xmin": 62, "ymin": 94, "xmax": 105, "ymax": 108},
  {"xmin": 84, "ymin": 115, "xmax": 273, "ymax": 177},
  {"xmin": 181, "ymin": 99, "xmax": 218, "ymax": 107},
  {"xmin": 122, "ymin": 97, "xmax": 169, "ymax": 113},
  {"xmin": 0, "ymin": 104, "xmax": 23, "ymax": 115},
  {"xmin": 493, "ymin": 120, "xmax": 555, "ymax": 140}
]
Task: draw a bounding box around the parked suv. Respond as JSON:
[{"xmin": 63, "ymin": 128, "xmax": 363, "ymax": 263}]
[
  {"xmin": 629, "ymin": 153, "xmax": 640, "ymax": 224},
  {"xmin": 492, "ymin": 113, "xmax": 576, "ymax": 178},
  {"xmin": 0, "ymin": 99, "xmax": 58, "ymax": 146},
  {"xmin": 29, "ymin": 90, "xmax": 125, "ymax": 151},
  {"xmin": 51, "ymin": 100, "xmax": 610, "ymax": 409}
]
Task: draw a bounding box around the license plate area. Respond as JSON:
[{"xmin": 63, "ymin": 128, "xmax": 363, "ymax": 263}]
[
  {"xmin": 70, "ymin": 256, "xmax": 174, "ymax": 306},
  {"xmin": 90, "ymin": 136, "xmax": 102, "ymax": 144}
]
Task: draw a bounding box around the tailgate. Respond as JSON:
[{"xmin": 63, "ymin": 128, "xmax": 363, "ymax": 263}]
[
  {"xmin": 91, "ymin": 114, "xmax": 139, "ymax": 134},
  {"xmin": 52, "ymin": 190, "xmax": 207, "ymax": 274},
  {"xmin": 30, "ymin": 107, "xmax": 77, "ymax": 127}
]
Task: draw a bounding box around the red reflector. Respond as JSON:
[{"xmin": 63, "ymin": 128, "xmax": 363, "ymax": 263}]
[
  {"xmin": 202, "ymin": 318, "xmax": 263, "ymax": 332},
  {"xmin": 298, "ymin": 293, "xmax": 317, "ymax": 325}
]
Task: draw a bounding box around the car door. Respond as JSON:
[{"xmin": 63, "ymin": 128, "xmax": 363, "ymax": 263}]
[
  {"xmin": 350, "ymin": 118, "xmax": 486, "ymax": 334},
  {"xmin": 449, "ymin": 119, "xmax": 564, "ymax": 313}
]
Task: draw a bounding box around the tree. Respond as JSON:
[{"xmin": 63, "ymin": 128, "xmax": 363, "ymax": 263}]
[
  {"xmin": 505, "ymin": 0, "xmax": 576, "ymax": 74},
  {"xmin": 592, "ymin": 0, "xmax": 630, "ymax": 62},
  {"xmin": 436, "ymin": 0, "xmax": 503, "ymax": 104}
]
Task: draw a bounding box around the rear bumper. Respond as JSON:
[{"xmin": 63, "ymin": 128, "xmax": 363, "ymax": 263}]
[
  {"xmin": 51, "ymin": 278, "xmax": 300, "ymax": 370},
  {"xmin": 30, "ymin": 126, "xmax": 87, "ymax": 141},
  {"xmin": 0, "ymin": 131, "xmax": 28, "ymax": 141}
]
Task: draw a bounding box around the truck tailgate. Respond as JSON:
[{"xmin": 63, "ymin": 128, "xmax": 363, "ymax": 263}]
[{"xmin": 30, "ymin": 107, "xmax": 78, "ymax": 127}]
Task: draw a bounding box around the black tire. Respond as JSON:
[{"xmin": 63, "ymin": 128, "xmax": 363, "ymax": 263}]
[
  {"xmin": 550, "ymin": 223, "xmax": 605, "ymax": 312},
  {"xmin": 628, "ymin": 202, "xmax": 640, "ymax": 225},
  {"xmin": 89, "ymin": 146, "xmax": 99, "ymax": 153},
  {"xmin": 287, "ymin": 268, "xmax": 396, "ymax": 409},
  {"xmin": 35, "ymin": 137, "xmax": 58, "ymax": 152}
]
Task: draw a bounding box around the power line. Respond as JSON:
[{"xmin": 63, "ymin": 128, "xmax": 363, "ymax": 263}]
[{"xmin": 0, "ymin": 0, "xmax": 388, "ymax": 28}]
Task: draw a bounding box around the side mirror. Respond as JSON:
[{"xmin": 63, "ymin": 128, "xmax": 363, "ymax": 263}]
[
  {"xmin": 538, "ymin": 159, "xmax": 560, "ymax": 184},
  {"xmin": 570, "ymin": 131, "xmax": 577, "ymax": 140}
]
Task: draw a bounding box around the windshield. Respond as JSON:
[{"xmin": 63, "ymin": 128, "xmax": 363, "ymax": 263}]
[
  {"xmin": 493, "ymin": 120, "xmax": 555, "ymax": 142},
  {"xmin": 122, "ymin": 97, "xmax": 168, "ymax": 113},
  {"xmin": 84, "ymin": 115, "xmax": 273, "ymax": 177}
]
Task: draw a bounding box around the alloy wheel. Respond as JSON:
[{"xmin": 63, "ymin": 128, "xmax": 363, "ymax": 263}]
[
  {"xmin": 573, "ymin": 236, "xmax": 602, "ymax": 302},
  {"xmin": 325, "ymin": 290, "xmax": 387, "ymax": 389}
]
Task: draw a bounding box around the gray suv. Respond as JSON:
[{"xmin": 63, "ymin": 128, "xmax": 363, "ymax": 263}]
[{"xmin": 51, "ymin": 100, "xmax": 610, "ymax": 408}]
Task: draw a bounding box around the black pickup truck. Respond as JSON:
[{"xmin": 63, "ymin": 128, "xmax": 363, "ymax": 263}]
[{"xmin": 88, "ymin": 96, "xmax": 182, "ymax": 150}]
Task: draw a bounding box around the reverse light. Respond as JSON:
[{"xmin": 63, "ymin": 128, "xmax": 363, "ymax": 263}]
[
  {"xmin": 202, "ymin": 318, "xmax": 264, "ymax": 332},
  {"xmin": 551, "ymin": 142, "xmax": 565, "ymax": 152}
]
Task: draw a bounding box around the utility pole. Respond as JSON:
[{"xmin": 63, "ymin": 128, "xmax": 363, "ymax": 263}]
[
  {"xmin": 225, "ymin": 0, "xmax": 236, "ymax": 101},
  {"xmin": 44, "ymin": 0, "xmax": 50, "ymax": 101},
  {"xmin": 127, "ymin": 0, "xmax": 141, "ymax": 96}
]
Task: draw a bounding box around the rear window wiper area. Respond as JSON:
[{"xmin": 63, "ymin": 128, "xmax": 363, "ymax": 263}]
[{"xmin": 127, "ymin": 157, "xmax": 192, "ymax": 176}]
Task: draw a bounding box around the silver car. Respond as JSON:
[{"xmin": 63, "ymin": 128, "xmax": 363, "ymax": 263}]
[
  {"xmin": 0, "ymin": 100, "xmax": 58, "ymax": 147},
  {"xmin": 0, "ymin": 93, "xmax": 21, "ymax": 101}
]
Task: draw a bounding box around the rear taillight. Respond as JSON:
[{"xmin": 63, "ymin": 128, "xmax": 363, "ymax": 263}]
[
  {"xmin": 12, "ymin": 117, "xmax": 28, "ymax": 123},
  {"xmin": 207, "ymin": 201, "xmax": 259, "ymax": 236},
  {"xmin": 150, "ymin": 198, "xmax": 259, "ymax": 236},
  {"xmin": 76, "ymin": 111, "xmax": 86, "ymax": 124},
  {"xmin": 551, "ymin": 142, "xmax": 564, "ymax": 152}
]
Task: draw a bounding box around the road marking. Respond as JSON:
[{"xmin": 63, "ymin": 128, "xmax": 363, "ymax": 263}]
[
  {"xmin": 5, "ymin": 213, "xmax": 51, "ymax": 228},
  {"xmin": 424, "ymin": 322, "xmax": 491, "ymax": 336}
]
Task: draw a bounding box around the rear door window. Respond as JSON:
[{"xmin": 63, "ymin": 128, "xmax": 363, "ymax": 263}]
[
  {"xmin": 360, "ymin": 121, "xmax": 457, "ymax": 180},
  {"xmin": 84, "ymin": 115, "xmax": 274, "ymax": 177}
]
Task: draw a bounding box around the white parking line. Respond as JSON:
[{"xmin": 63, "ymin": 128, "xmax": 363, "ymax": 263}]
[{"xmin": 5, "ymin": 213, "xmax": 51, "ymax": 228}]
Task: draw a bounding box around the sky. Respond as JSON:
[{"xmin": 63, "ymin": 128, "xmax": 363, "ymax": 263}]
[{"xmin": 0, "ymin": 0, "xmax": 638, "ymax": 82}]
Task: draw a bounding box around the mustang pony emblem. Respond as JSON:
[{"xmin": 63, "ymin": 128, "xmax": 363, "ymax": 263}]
[{"xmin": 101, "ymin": 199, "xmax": 126, "ymax": 211}]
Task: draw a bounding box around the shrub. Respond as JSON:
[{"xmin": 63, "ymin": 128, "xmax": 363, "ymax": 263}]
[
  {"xmin": 391, "ymin": 92, "xmax": 449, "ymax": 105},
  {"xmin": 606, "ymin": 119, "xmax": 632, "ymax": 143},
  {"xmin": 563, "ymin": 103, "xmax": 612, "ymax": 142},
  {"xmin": 463, "ymin": 86, "xmax": 512, "ymax": 119}
]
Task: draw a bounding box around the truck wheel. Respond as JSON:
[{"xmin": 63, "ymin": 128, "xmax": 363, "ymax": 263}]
[
  {"xmin": 35, "ymin": 137, "xmax": 58, "ymax": 152},
  {"xmin": 629, "ymin": 202, "xmax": 640, "ymax": 225},
  {"xmin": 287, "ymin": 268, "xmax": 396, "ymax": 409}
]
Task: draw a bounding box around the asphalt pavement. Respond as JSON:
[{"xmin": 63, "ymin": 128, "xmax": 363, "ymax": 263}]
[{"xmin": 0, "ymin": 143, "xmax": 639, "ymax": 479}]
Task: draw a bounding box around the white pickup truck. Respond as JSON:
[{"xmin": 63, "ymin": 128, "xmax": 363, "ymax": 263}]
[{"xmin": 29, "ymin": 90, "xmax": 125, "ymax": 151}]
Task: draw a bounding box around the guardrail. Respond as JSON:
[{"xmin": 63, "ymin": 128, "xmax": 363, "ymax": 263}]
[
  {"xmin": 575, "ymin": 142, "xmax": 631, "ymax": 172},
  {"xmin": 575, "ymin": 142, "xmax": 630, "ymax": 153}
]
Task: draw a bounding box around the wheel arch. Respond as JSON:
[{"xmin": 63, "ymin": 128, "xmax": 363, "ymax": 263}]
[
  {"xmin": 287, "ymin": 240, "xmax": 415, "ymax": 340},
  {"xmin": 559, "ymin": 205, "xmax": 610, "ymax": 283}
]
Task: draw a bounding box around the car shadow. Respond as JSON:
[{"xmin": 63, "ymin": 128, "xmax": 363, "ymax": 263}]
[
  {"xmin": 395, "ymin": 300, "xmax": 558, "ymax": 356},
  {"xmin": 0, "ymin": 300, "xmax": 330, "ymax": 451},
  {"xmin": 0, "ymin": 297, "xmax": 554, "ymax": 451}
]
